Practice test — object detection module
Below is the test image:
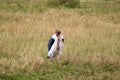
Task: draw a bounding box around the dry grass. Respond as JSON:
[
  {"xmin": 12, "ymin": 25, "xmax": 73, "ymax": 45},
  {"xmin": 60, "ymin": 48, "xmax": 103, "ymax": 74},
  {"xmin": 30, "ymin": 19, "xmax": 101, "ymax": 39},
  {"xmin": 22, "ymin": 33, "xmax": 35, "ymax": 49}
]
[{"xmin": 0, "ymin": 9, "xmax": 120, "ymax": 79}]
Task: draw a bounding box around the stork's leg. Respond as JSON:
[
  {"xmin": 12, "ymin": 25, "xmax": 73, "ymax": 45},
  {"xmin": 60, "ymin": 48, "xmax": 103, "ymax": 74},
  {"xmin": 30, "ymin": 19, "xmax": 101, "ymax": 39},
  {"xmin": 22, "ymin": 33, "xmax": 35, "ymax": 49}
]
[{"xmin": 53, "ymin": 51, "xmax": 60, "ymax": 59}]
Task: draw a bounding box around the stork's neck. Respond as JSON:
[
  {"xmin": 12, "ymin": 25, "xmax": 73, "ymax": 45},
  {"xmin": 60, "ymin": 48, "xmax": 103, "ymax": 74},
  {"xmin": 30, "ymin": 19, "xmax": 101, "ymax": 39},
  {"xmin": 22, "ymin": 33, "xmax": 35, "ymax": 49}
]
[{"xmin": 57, "ymin": 37, "xmax": 60, "ymax": 51}]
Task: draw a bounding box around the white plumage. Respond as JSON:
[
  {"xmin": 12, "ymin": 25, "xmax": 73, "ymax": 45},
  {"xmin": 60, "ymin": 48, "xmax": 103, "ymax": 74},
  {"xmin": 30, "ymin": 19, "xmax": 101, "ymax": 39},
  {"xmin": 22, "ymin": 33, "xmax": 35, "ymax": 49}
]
[{"xmin": 47, "ymin": 33, "xmax": 64, "ymax": 58}]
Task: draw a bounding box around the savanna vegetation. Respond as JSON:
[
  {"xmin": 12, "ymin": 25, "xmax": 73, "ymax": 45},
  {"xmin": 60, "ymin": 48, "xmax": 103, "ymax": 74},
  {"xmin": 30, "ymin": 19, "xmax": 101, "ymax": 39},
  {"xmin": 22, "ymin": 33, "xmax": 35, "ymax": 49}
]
[{"xmin": 0, "ymin": 0, "xmax": 120, "ymax": 80}]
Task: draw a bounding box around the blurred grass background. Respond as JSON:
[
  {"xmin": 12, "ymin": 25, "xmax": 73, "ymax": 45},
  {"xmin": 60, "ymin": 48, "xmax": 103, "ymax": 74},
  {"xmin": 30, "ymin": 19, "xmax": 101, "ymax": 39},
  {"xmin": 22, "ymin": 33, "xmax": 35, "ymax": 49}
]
[
  {"xmin": 0, "ymin": 0, "xmax": 120, "ymax": 13},
  {"xmin": 0, "ymin": 0, "xmax": 120, "ymax": 80}
]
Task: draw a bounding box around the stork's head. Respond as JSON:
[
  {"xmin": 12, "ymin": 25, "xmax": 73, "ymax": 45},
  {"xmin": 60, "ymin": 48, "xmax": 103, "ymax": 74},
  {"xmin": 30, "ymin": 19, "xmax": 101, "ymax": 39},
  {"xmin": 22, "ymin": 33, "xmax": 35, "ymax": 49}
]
[{"xmin": 55, "ymin": 29, "xmax": 61, "ymax": 37}]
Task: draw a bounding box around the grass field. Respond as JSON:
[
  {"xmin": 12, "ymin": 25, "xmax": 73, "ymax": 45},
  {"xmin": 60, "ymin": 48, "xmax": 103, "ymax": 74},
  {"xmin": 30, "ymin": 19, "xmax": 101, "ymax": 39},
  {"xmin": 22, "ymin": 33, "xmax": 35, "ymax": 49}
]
[{"xmin": 0, "ymin": 0, "xmax": 120, "ymax": 80}]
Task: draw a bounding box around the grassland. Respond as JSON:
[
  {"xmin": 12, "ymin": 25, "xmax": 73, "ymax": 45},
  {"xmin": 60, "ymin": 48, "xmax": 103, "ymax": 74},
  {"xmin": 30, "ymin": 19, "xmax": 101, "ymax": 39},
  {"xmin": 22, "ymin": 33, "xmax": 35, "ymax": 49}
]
[{"xmin": 0, "ymin": 0, "xmax": 120, "ymax": 80}]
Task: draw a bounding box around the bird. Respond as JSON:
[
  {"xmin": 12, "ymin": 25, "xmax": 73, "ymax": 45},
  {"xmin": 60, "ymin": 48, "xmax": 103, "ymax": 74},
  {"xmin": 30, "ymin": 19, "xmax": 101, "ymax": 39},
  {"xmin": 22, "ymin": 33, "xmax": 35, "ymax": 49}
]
[{"xmin": 47, "ymin": 30, "xmax": 64, "ymax": 59}]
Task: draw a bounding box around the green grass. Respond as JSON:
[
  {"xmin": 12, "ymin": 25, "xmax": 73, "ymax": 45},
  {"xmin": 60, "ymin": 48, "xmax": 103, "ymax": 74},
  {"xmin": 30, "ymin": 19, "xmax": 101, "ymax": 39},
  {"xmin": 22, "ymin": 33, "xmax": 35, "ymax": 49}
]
[
  {"xmin": 0, "ymin": 0, "xmax": 47, "ymax": 12},
  {"xmin": 0, "ymin": 61, "xmax": 120, "ymax": 80},
  {"xmin": 0, "ymin": 0, "xmax": 120, "ymax": 13}
]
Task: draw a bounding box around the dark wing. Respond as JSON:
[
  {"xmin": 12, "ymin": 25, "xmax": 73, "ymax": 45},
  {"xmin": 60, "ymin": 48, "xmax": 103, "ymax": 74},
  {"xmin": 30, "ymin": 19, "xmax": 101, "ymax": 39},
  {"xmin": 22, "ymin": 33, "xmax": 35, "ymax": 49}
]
[
  {"xmin": 62, "ymin": 39, "xmax": 64, "ymax": 43},
  {"xmin": 48, "ymin": 38, "xmax": 55, "ymax": 51}
]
